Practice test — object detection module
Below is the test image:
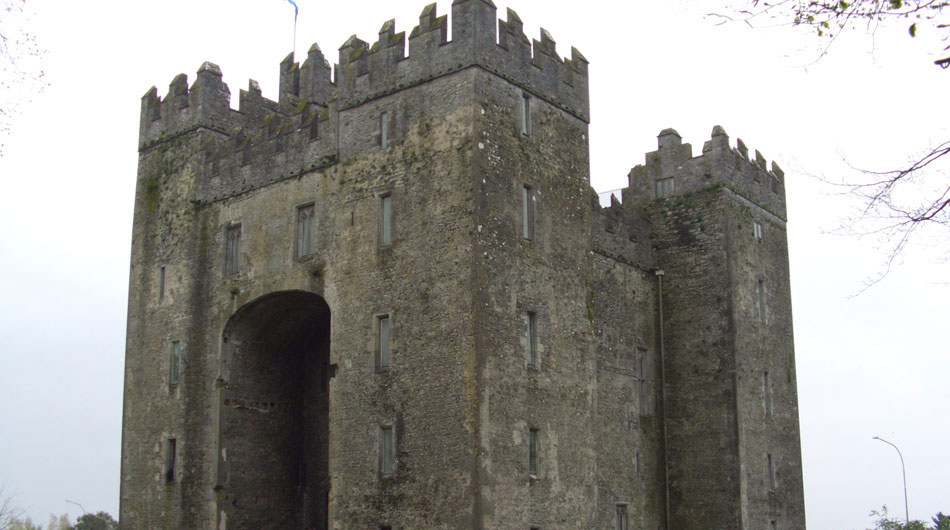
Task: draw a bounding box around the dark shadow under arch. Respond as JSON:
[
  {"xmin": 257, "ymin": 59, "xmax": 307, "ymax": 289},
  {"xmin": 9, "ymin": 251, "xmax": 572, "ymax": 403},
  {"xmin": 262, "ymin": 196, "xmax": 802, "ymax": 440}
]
[{"xmin": 217, "ymin": 290, "xmax": 330, "ymax": 530}]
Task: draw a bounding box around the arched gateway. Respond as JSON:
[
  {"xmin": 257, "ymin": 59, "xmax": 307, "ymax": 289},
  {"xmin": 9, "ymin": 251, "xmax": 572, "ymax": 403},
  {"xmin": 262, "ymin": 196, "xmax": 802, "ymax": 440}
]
[{"xmin": 216, "ymin": 290, "xmax": 330, "ymax": 529}]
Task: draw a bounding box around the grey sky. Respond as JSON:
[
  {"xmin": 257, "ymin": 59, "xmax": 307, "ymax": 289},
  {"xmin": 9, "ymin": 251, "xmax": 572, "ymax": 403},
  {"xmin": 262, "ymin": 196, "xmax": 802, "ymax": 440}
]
[{"xmin": 0, "ymin": 1, "xmax": 946, "ymax": 528}]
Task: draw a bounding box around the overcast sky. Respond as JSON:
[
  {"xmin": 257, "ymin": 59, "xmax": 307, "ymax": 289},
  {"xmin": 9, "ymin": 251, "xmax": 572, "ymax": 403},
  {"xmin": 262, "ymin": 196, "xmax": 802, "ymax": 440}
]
[{"xmin": 0, "ymin": 0, "xmax": 947, "ymax": 528}]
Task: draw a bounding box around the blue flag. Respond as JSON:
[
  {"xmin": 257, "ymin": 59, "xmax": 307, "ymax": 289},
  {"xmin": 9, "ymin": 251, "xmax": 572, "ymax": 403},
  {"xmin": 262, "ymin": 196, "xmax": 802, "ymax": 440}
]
[{"xmin": 285, "ymin": 0, "xmax": 298, "ymax": 19}]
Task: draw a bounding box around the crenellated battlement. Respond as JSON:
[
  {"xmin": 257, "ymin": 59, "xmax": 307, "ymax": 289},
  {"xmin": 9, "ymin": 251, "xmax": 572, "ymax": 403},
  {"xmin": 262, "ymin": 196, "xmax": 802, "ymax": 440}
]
[
  {"xmin": 139, "ymin": 62, "xmax": 234, "ymax": 147},
  {"xmin": 138, "ymin": 0, "xmax": 589, "ymax": 202},
  {"xmin": 138, "ymin": 51, "xmax": 334, "ymax": 149},
  {"xmin": 330, "ymin": 0, "xmax": 588, "ymax": 119},
  {"xmin": 139, "ymin": 60, "xmax": 337, "ymax": 204},
  {"xmin": 627, "ymin": 126, "xmax": 787, "ymax": 220}
]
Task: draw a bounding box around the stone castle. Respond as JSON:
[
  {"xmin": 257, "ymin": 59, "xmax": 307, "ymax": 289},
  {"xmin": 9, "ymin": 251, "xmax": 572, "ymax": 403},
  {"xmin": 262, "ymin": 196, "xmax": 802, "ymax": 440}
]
[{"xmin": 120, "ymin": 1, "xmax": 806, "ymax": 528}]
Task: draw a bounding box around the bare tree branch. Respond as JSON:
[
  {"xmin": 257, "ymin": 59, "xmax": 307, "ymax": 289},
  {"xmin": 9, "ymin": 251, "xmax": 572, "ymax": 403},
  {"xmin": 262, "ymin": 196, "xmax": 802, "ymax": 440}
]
[
  {"xmin": 0, "ymin": 0, "xmax": 48, "ymax": 157},
  {"xmin": 713, "ymin": 0, "xmax": 950, "ymax": 63},
  {"xmin": 0, "ymin": 484, "xmax": 25, "ymax": 530},
  {"xmin": 711, "ymin": 0, "xmax": 950, "ymax": 286}
]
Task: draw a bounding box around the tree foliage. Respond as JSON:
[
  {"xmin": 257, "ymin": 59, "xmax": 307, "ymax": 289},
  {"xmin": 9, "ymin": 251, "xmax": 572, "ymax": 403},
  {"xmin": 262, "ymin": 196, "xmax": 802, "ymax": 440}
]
[
  {"xmin": 932, "ymin": 513, "xmax": 950, "ymax": 530},
  {"xmin": 68, "ymin": 512, "xmax": 116, "ymax": 530},
  {"xmin": 7, "ymin": 518, "xmax": 42, "ymax": 530},
  {"xmin": 43, "ymin": 514, "xmax": 68, "ymax": 530},
  {"xmin": 864, "ymin": 506, "xmax": 950, "ymax": 530}
]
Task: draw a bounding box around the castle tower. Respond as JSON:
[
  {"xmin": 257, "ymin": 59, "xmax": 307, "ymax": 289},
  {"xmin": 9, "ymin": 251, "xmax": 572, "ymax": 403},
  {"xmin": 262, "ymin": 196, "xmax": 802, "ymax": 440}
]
[
  {"xmin": 628, "ymin": 127, "xmax": 806, "ymax": 529},
  {"xmin": 121, "ymin": 3, "xmax": 804, "ymax": 529}
]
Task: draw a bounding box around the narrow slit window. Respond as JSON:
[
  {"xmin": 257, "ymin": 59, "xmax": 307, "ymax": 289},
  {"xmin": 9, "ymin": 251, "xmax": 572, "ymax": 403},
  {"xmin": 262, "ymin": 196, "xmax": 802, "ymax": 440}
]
[
  {"xmin": 380, "ymin": 193, "xmax": 393, "ymax": 247},
  {"xmin": 528, "ymin": 427, "xmax": 539, "ymax": 476},
  {"xmin": 753, "ymin": 221, "xmax": 763, "ymax": 240},
  {"xmin": 635, "ymin": 450, "xmax": 641, "ymax": 476},
  {"xmin": 521, "ymin": 93, "xmax": 531, "ymax": 136},
  {"xmin": 225, "ymin": 224, "xmax": 241, "ymax": 275},
  {"xmin": 159, "ymin": 266, "xmax": 166, "ymax": 300},
  {"xmin": 380, "ymin": 426, "xmax": 394, "ymax": 476},
  {"xmin": 522, "ymin": 185, "xmax": 535, "ymax": 240},
  {"xmin": 763, "ymin": 371, "xmax": 772, "ymax": 415},
  {"xmin": 639, "ymin": 351, "xmax": 652, "ymax": 415},
  {"xmin": 756, "ymin": 279, "xmax": 766, "ymax": 323},
  {"xmin": 295, "ymin": 204, "xmax": 315, "ymax": 258},
  {"xmin": 525, "ymin": 311, "xmax": 538, "ymax": 368},
  {"xmin": 169, "ymin": 341, "xmax": 181, "ymax": 386},
  {"xmin": 377, "ymin": 315, "xmax": 391, "ymax": 370},
  {"xmin": 616, "ymin": 504, "xmax": 628, "ymax": 530},
  {"xmin": 380, "ymin": 112, "xmax": 389, "ymax": 149},
  {"xmin": 767, "ymin": 453, "xmax": 776, "ymax": 489},
  {"xmin": 309, "ymin": 116, "xmax": 319, "ymax": 141},
  {"xmin": 165, "ymin": 438, "xmax": 177, "ymax": 483}
]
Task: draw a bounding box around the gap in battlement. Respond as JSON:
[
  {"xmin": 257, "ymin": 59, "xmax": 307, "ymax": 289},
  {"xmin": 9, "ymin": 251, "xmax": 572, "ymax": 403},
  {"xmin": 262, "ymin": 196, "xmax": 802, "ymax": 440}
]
[
  {"xmin": 446, "ymin": 6, "xmax": 453, "ymax": 42},
  {"xmin": 597, "ymin": 189, "xmax": 623, "ymax": 208}
]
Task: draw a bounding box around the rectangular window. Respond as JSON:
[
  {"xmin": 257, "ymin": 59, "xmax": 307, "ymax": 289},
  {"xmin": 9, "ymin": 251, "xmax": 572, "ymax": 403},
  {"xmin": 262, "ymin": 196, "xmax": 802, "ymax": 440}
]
[
  {"xmin": 159, "ymin": 266, "xmax": 166, "ymax": 300},
  {"xmin": 616, "ymin": 504, "xmax": 628, "ymax": 530},
  {"xmin": 309, "ymin": 116, "xmax": 320, "ymax": 141},
  {"xmin": 377, "ymin": 315, "xmax": 391, "ymax": 370},
  {"xmin": 380, "ymin": 112, "xmax": 389, "ymax": 149},
  {"xmin": 767, "ymin": 453, "xmax": 776, "ymax": 489},
  {"xmin": 169, "ymin": 341, "xmax": 181, "ymax": 386},
  {"xmin": 380, "ymin": 193, "xmax": 393, "ymax": 247},
  {"xmin": 771, "ymin": 520, "xmax": 777, "ymax": 530},
  {"xmin": 522, "ymin": 185, "xmax": 535, "ymax": 240},
  {"xmin": 655, "ymin": 177, "xmax": 675, "ymax": 197},
  {"xmin": 165, "ymin": 438, "xmax": 177, "ymax": 483},
  {"xmin": 528, "ymin": 427, "xmax": 539, "ymax": 476},
  {"xmin": 295, "ymin": 204, "xmax": 315, "ymax": 258},
  {"xmin": 525, "ymin": 311, "xmax": 538, "ymax": 368},
  {"xmin": 635, "ymin": 450, "xmax": 641, "ymax": 476},
  {"xmin": 763, "ymin": 371, "xmax": 772, "ymax": 415},
  {"xmin": 753, "ymin": 221, "xmax": 763, "ymax": 240},
  {"xmin": 380, "ymin": 426, "xmax": 394, "ymax": 476},
  {"xmin": 520, "ymin": 93, "xmax": 530, "ymax": 135},
  {"xmin": 225, "ymin": 224, "xmax": 241, "ymax": 275},
  {"xmin": 756, "ymin": 279, "xmax": 766, "ymax": 323}
]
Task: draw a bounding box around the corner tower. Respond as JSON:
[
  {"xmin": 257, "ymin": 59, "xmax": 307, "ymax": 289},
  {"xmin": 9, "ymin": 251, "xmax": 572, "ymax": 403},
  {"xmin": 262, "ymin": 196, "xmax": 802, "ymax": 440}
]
[{"xmin": 629, "ymin": 127, "xmax": 806, "ymax": 529}]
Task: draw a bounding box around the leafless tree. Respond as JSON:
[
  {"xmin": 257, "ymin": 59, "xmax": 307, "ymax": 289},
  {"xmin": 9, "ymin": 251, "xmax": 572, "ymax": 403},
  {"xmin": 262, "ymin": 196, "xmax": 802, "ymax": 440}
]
[
  {"xmin": 710, "ymin": 0, "xmax": 950, "ymax": 283},
  {"xmin": 711, "ymin": 0, "xmax": 950, "ymax": 65},
  {"xmin": 0, "ymin": 0, "xmax": 47, "ymax": 156},
  {"xmin": 835, "ymin": 141, "xmax": 950, "ymax": 284},
  {"xmin": 0, "ymin": 484, "xmax": 25, "ymax": 530}
]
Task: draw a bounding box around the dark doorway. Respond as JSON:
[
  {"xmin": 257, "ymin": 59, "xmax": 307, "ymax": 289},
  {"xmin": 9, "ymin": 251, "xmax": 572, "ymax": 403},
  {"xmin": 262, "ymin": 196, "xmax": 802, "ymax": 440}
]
[{"xmin": 218, "ymin": 290, "xmax": 330, "ymax": 529}]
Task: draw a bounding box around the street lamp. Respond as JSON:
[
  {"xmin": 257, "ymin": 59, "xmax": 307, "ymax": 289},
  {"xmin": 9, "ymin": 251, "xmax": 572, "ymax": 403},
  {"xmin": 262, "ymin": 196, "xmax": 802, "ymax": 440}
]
[
  {"xmin": 65, "ymin": 499, "xmax": 86, "ymax": 515},
  {"xmin": 872, "ymin": 436, "xmax": 909, "ymax": 524}
]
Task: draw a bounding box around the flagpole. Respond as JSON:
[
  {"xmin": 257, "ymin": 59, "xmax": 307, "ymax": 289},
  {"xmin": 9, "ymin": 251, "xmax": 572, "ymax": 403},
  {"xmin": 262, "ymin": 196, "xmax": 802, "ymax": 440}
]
[{"xmin": 286, "ymin": 0, "xmax": 299, "ymax": 58}]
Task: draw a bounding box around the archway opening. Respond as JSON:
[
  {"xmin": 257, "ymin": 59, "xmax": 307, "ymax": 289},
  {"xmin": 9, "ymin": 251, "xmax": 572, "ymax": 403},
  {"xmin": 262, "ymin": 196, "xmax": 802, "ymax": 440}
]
[{"xmin": 219, "ymin": 290, "xmax": 330, "ymax": 530}]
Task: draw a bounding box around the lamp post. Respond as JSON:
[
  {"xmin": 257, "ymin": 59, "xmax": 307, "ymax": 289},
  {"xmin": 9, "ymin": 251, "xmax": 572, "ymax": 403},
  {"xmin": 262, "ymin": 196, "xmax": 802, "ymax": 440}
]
[
  {"xmin": 65, "ymin": 499, "xmax": 86, "ymax": 515},
  {"xmin": 873, "ymin": 436, "xmax": 909, "ymax": 524}
]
